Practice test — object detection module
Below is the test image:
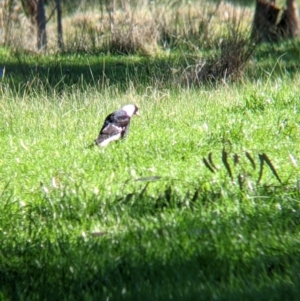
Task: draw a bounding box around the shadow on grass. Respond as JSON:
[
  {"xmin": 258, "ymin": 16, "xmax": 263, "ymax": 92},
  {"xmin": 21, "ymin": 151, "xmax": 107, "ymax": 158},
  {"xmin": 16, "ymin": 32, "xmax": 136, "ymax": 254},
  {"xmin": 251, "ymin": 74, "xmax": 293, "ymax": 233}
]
[
  {"xmin": 250, "ymin": 40, "xmax": 300, "ymax": 77},
  {"xmin": 1, "ymin": 184, "xmax": 300, "ymax": 301},
  {"xmin": 0, "ymin": 39, "xmax": 299, "ymax": 94},
  {"xmin": 209, "ymin": 0, "xmax": 255, "ymax": 6},
  {"xmin": 1, "ymin": 53, "xmax": 182, "ymax": 94}
]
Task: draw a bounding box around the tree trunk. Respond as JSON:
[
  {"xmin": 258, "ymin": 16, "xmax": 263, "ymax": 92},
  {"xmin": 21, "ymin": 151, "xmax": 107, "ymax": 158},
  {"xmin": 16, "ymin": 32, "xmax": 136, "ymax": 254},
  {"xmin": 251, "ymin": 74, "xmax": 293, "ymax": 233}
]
[
  {"xmin": 21, "ymin": 0, "xmax": 37, "ymax": 24},
  {"xmin": 251, "ymin": 0, "xmax": 281, "ymax": 42},
  {"xmin": 105, "ymin": 0, "xmax": 116, "ymax": 35},
  {"xmin": 252, "ymin": 0, "xmax": 299, "ymax": 43},
  {"xmin": 277, "ymin": 0, "xmax": 299, "ymax": 38},
  {"xmin": 36, "ymin": 0, "xmax": 47, "ymax": 50},
  {"xmin": 2, "ymin": 0, "xmax": 15, "ymax": 46},
  {"xmin": 56, "ymin": 0, "xmax": 64, "ymax": 50}
]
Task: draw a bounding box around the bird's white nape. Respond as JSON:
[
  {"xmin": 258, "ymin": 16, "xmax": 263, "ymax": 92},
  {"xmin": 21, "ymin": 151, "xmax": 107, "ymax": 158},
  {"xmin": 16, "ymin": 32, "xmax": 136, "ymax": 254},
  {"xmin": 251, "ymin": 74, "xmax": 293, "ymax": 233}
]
[{"xmin": 121, "ymin": 104, "xmax": 138, "ymax": 117}]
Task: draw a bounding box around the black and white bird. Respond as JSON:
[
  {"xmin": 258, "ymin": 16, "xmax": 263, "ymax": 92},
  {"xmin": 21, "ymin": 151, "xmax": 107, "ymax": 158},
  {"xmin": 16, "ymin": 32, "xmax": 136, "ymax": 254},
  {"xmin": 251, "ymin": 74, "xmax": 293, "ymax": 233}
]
[{"xmin": 94, "ymin": 104, "xmax": 139, "ymax": 147}]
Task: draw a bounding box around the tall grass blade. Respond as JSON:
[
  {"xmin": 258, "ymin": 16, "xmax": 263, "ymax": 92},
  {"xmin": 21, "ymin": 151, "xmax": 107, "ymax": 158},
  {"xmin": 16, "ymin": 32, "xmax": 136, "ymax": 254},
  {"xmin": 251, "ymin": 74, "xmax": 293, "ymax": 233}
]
[
  {"xmin": 222, "ymin": 148, "xmax": 233, "ymax": 180},
  {"xmin": 202, "ymin": 157, "xmax": 215, "ymax": 173},
  {"xmin": 245, "ymin": 151, "xmax": 256, "ymax": 169},
  {"xmin": 261, "ymin": 153, "xmax": 282, "ymax": 184}
]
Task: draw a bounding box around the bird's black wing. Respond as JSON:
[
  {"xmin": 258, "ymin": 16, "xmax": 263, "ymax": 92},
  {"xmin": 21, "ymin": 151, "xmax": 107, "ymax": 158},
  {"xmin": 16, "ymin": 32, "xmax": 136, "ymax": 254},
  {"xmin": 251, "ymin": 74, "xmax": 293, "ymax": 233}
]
[
  {"xmin": 101, "ymin": 111, "xmax": 131, "ymax": 132},
  {"xmin": 95, "ymin": 111, "xmax": 131, "ymax": 145}
]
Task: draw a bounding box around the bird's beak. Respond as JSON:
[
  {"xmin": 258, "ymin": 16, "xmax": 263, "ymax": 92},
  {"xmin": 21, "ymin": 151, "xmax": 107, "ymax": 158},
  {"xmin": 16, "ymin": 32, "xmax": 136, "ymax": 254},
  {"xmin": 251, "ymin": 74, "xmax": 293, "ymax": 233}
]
[{"xmin": 135, "ymin": 111, "xmax": 140, "ymax": 116}]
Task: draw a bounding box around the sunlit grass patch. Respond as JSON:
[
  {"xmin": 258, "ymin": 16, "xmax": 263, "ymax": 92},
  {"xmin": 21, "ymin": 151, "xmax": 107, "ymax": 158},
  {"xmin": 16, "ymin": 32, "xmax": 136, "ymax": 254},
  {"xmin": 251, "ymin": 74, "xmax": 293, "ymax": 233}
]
[{"xmin": 0, "ymin": 48, "xmax": 300, "ymax": 300}]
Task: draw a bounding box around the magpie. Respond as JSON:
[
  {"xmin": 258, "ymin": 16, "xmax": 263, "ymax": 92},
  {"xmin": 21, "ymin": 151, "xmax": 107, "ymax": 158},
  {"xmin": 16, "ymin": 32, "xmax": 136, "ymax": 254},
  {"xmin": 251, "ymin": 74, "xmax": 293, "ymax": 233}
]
[{"xmin": 94, "ymin": 104, "xmax": 139, "ymax": 147}]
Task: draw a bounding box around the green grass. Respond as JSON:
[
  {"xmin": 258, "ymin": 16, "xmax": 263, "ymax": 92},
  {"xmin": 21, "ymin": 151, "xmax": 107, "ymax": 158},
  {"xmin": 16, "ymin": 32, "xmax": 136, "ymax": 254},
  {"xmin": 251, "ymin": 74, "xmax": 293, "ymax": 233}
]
[
  {"xmin": 1, "ymin": 14, "xmax": 300, "ymax": 296},
  {"xmin": 1, "ymin": 39, "xmax": 299, "ymax": 94},
  {"xmin": 1, "ymin": 0, "xmax": 300, "ymax": 297},
  {"xmin": 1, "ymin": 64, "xmax": 300, "ymax": 300}
]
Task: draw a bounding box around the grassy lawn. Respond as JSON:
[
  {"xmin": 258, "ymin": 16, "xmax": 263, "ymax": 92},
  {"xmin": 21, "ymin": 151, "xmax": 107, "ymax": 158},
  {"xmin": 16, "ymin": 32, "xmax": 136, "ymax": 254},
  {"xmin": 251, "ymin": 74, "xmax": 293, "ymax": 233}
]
[
  {"xmin": 1, "ymin": 53, "xmax": 300, "ymax": 299},
  {"xmin": 0, "ymin": 0, "xmax": 300, "ymax": 299}
]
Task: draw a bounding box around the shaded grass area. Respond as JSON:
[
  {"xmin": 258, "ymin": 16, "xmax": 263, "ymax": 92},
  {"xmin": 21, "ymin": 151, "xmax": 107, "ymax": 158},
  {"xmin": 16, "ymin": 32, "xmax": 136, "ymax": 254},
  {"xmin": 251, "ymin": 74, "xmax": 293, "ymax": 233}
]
[
  {"xmin": 0, "ymin": 29, "xmax": 300, "ymax": 299},
  {"xmin": 209, "ymin": 0, "xmax": 255, "ymax": 5},
  {"xmin": 2, "ymin": 52, "xmax": 178, "ymax": 92},
  {"xmin": 0, "ymin": 39, "xmax": 299, "ymax": 93},
  {"xmin": 0, "ymin": 78, "xmax": 300, "ymax": 300},
  {"xmin": 1, "ymin": 185, "xmax": 300, "ymax": 300}
]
